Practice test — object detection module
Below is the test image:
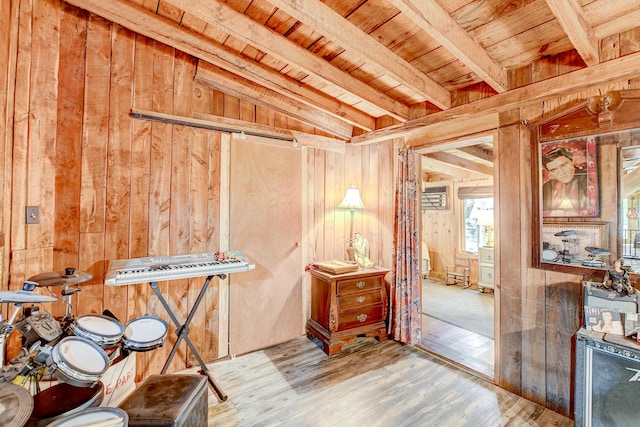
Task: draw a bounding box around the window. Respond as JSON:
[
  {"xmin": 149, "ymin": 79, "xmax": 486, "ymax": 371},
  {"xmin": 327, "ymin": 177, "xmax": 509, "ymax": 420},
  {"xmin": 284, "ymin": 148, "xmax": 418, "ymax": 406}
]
[{"xmin": 463, "ymin": 197, "xmax": 494, "ymax": 253}]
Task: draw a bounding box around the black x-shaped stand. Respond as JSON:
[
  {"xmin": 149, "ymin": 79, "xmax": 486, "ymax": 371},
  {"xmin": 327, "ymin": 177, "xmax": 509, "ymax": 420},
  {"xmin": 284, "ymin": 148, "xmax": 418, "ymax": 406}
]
[{"xmin": 149, "ymin": 273, "xmax": 227, "ymax": 402}]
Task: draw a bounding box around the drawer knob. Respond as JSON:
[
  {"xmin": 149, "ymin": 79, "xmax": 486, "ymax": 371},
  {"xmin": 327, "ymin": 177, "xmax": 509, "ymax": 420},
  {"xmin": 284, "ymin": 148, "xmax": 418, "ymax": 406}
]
[
  {"xmin": 356, "ymin": 281, "xmax": 365, "ymax": 289},
  {"xmin": 357, "ymin": 296, "xmax": 365, "ymax": 303},
  {"xmin": 357, "ymin": 313, "xmax": 367, "ymax": 322}
]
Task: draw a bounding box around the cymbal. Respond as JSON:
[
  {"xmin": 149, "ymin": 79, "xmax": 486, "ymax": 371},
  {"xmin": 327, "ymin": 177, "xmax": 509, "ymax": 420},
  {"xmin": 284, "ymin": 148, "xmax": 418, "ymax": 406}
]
[
  {"xmin": 28, "ymin": 268, "xmax": 92, "ymax": 287},
  {"xmin": 554, "ymin": 230, "xmax": 576, "ymax": 236},
  {"xmin": 0, "ymin": 290, "xmax": 57, "ymax": 304},
  {"xmin": 0, "ymin": 382, "xmax": 33, "ymax": 426},
  {"xmin": 585, "ymin": 246, "xmax": 611, "ymax": 255}
]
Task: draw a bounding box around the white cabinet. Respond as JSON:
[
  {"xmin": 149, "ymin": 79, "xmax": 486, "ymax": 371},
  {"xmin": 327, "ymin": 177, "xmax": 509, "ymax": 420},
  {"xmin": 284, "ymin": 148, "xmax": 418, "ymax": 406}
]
[{"xmin": 478, "ymin": 247, "xmax": 495, "ymax": 292}]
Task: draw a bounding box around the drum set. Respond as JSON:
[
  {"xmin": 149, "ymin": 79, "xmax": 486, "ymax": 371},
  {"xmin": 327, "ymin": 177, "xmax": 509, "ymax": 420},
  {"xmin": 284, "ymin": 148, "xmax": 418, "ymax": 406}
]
[{"xmin": 0, "ymin": 268, "xmax": 168, "ymax": 426}]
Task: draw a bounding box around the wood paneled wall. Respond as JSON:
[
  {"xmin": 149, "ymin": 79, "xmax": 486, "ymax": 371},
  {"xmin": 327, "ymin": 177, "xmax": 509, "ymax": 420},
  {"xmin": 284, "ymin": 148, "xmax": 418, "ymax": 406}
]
[
  {"xmin": 0, "ymin": 0, "xmax": 395, "ymax": 381},
  {"xmin": 497, "ymin": 34, "xmax": 640, "ymax": 416}
]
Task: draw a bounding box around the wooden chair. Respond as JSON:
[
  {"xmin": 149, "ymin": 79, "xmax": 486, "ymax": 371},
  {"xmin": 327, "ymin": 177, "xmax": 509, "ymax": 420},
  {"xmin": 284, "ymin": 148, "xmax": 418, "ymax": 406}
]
[{"xmin": 445, "ymin": 254, "xmax": 471, "ymax": 288}]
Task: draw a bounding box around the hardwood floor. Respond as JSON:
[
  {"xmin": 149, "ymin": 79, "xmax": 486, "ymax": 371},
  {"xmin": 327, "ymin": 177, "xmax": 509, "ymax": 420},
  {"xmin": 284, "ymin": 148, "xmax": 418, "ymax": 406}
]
[
  {"xmin": 194, "ymin": 336, "xmax": 572, "ymax": 426},
  {"xmin": 421, "ymin": 280, "xmax": 495, "ymax": 380},
  {"xmin": 420, "ymin": 314, "xmax": 495, "ymax": 380}
]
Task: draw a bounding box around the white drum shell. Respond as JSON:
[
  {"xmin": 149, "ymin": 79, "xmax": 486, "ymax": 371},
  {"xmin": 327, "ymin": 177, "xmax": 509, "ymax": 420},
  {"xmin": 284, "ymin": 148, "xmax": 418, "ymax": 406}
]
[
  {"xmin": 68, "ymin": 314, "xmax": 124, "ymax": 348},
  {"xmin": 123, "ymin": 316, "xmax": 168, "ymax": 352},
  {"xmin": 51, "ymin": 336, "xmax": 109, "ymax": 387},
  {"xmin": 46, "ymin": 407, "xmax": 128, "ymax": 427}
]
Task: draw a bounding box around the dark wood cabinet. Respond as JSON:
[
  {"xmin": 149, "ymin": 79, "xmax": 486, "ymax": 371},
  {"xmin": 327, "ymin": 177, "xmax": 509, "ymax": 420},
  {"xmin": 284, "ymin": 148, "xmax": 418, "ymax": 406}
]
[{"xmin": 306, "ymin": 267, "xmax": 390, "ymax": 355}]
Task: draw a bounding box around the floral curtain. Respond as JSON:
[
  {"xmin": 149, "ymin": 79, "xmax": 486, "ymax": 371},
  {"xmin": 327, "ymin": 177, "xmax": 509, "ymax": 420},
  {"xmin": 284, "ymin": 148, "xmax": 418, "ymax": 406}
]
[{"xmin": 389, "ymin": 148, "xmax": 421, "ymax": 344}]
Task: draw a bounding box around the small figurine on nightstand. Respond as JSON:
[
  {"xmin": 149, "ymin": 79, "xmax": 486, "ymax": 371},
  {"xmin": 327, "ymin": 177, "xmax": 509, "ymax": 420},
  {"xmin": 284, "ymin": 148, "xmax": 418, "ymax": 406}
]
[
  {"xmin": 603, "ymin": 259, "xmax": 636, "ymax": 296},
  {"xmin": 353, "ymin": 231, "xmax": 373, "ymax": 269}
]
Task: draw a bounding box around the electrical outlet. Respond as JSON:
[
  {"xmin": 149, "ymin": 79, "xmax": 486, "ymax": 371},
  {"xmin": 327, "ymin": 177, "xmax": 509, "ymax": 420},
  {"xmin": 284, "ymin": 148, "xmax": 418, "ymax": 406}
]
[{"xmin": 26, "ymin": 206, "xmax": 39, "ymax": 224}]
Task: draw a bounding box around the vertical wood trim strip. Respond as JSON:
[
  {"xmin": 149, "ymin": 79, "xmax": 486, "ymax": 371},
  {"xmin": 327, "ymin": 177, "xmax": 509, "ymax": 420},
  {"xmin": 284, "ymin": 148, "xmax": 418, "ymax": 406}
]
[{"xmin": 218, "ymin": 132, "xmax": 230, "ymax": 358}]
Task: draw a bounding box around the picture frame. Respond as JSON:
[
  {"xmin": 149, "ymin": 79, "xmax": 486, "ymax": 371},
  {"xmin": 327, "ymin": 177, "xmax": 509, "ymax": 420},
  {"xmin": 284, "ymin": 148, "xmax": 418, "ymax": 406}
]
[
  {"xmin": 540, "ymin": 136, "xmax": 599, "ymax": 218},
  {"xmin": 541, "ymin": 222, "xmax": 609, "ymax": 268}
]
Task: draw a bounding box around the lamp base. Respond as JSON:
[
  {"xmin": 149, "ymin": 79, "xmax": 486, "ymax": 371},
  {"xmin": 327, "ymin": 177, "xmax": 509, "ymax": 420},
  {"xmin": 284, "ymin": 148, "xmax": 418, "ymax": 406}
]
[{"xmin": 346, "ymin": 245, "xmax": 356, "ymax": 262}]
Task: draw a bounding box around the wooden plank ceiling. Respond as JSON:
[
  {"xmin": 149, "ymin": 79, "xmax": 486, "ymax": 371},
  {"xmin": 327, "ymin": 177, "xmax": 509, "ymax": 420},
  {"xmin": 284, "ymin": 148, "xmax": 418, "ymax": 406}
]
[{"xmin": 64, "ymin": 0, "xmax": 640, "ymax": 178}]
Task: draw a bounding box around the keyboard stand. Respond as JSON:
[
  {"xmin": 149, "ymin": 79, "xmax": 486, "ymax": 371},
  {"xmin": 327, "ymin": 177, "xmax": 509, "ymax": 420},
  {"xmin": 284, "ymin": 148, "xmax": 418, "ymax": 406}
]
[{"xmin": 149, "ymin": 274, "xmax": 227, "ymax": 402}]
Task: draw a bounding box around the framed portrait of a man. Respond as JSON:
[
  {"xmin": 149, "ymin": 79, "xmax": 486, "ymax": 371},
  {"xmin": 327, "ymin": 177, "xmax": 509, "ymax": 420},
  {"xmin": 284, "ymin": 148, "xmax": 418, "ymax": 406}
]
[{"xmin": 540, "ymin": 136, "xmax": 599, "ymax": 217}]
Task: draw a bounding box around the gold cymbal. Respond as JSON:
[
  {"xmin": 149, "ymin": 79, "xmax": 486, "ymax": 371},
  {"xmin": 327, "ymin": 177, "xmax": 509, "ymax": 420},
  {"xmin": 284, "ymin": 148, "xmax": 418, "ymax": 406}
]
[{"xmin": 28, "ymin": 268, "xmax": 92, "ymax": 287}]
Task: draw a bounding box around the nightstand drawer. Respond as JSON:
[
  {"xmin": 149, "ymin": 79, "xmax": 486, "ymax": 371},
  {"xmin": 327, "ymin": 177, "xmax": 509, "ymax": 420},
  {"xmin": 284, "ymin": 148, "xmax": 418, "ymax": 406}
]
[
  {"xmin": 480, "ymin": 268, "xmax": 494, "ymax": 284},
  {"xmin": 337, "ymin": 290, "xmax": 383, "ymax": 311},
  {"xmin": 337, "ymin": 304, "xmax": 384, "ymax": 330},
  {"xmin": 337, "ymin": 277, "xmax": 381, "ymax": 295},
  {"xmin": 479, "ymin": 248, "xmax": 494, "ymax": 263}
]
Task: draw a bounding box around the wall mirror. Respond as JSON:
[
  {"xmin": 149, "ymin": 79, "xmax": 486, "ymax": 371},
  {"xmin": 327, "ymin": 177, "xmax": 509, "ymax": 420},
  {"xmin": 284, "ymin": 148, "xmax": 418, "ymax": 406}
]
[{"xmin": 531, "ymin": 89, "xmax": 640, "ymax": 275}]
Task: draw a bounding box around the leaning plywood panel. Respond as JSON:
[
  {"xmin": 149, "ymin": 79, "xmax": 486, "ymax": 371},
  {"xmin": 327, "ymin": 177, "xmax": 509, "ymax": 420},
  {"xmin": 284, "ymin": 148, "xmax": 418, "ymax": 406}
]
[{"xmin": 229, "ymin": 139, "xmax": 303, "ymax": 356}]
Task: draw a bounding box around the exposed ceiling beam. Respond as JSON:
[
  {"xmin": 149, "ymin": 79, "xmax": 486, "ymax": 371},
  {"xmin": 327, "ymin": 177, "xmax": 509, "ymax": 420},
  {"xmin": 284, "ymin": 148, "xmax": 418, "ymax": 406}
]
[
  {"xmin": 425, "ymin": 152, "xmax": 493, "ymax": 176},
  {"xmin": 162, "ymin": 0, "xmax": 409, "ymax": 122},
  {"xmin": 267, "ymin": 0, "xmax": 451, "ymax": 110},
  {"xmin": 546, "ymin": 0, "xmax": 599, "ymax": 66},
  {"xmin": 352, "ymin": 50, "xmax": 640, "ymax": 144},
  {"xmin": 388, "ymin": 0, "xmax": 508, "ymax": 93},
  {"xmin": 64, "ymin": 0, "xmax": 374, "ymax": 134},
  {"xmin": 195, "ymin": 63, "xmax": 352, "ymax": 139},
  {"xmin": 415, "ymin": 133, "xmax": 495, "ymax": 154},
  {"xmin": 421, "ymin": 156, "xmax": 488, "ymax": 180},
  {"xmin": 456, "ymin": 145, "xmax": 494, "ymax": 163}
]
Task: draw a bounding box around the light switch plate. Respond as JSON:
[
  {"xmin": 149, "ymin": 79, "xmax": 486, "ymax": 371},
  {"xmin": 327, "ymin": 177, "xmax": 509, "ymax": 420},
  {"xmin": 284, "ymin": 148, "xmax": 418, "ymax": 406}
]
[{"xmin": 26, "ymin": 206, "xmax": 39, "ymax": 224}]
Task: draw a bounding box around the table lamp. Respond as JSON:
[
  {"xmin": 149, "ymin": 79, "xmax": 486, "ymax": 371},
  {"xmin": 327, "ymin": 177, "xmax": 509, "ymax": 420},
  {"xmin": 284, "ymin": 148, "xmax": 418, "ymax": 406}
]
[{"xmin": 338, "ymin": 185, "xmax": 365, "ymax": 262}]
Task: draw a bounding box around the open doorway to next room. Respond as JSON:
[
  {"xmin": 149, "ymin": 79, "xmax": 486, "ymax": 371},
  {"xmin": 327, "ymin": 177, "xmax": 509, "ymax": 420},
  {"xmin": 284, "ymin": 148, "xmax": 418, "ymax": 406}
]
[{"xmin": 417, "ymin": 137, "xmax": 496, "ymax": 380}]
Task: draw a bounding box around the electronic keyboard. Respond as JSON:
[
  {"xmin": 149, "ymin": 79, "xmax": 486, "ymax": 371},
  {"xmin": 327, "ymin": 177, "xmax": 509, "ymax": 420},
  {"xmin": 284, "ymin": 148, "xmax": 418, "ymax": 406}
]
[{"xmin": 105, "ymin": 250, "xmax": 255, "ymax": 286}]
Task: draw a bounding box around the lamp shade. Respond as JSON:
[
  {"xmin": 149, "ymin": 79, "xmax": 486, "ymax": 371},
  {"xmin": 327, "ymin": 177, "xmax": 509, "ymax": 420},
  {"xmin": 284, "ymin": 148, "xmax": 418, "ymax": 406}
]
[{"xmin": 338, "ymin": 185, "xmax": 365, "ymax": 210}]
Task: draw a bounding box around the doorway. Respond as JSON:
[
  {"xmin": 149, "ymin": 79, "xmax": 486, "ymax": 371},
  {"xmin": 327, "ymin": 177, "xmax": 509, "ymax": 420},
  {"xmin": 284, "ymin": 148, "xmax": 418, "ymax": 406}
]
[{"xmin": 416, "ymin": 136, "xmax": 496, "ymax": 380}]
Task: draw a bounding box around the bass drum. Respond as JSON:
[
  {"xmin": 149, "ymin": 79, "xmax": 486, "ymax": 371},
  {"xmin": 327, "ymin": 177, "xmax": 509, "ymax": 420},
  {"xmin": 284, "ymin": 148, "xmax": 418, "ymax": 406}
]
[
  {"xmin": 122, "ymin": 315, "xmax": 168, "ymax": 352},
  {"xmin": 51, "ymin": 336, "xmax": 109, "ymax": 388},
  {"xmin": 46, "ymin": 407, "xmax": 128, "ymax": 427},
  {"xmin": 28, "ymin": 381, "xmax": 103, "ymax": 426}
]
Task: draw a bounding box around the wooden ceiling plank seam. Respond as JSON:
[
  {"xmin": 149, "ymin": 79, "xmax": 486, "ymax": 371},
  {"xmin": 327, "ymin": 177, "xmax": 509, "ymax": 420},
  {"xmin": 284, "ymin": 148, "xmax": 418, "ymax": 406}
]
[
  {"xmin": 267, "ymin": 0, "xmax": 452, "ymax": 109},
  {"xmin": 161, "ymin": 0, "xmax": 411, "ymax": 121},
  {"xmin": 64, "ymin": 0, "xmax": 375, "ymax": 132},
  {"xmin": 545, "ymin": 0, "xmax": 599, "ymax": 66},
  {"xmin": 388, "ymin": 0, "xmax": 508, "ymax": 93},
  {"xmin": 351, "ymin": 49, "xmax": 640, "ymax": 144}
]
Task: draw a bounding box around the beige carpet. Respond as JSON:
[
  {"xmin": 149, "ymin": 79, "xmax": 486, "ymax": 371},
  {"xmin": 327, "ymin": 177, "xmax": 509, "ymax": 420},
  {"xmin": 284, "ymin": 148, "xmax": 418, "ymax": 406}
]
[{"xmin": 422, "ymin": 279, "xmax": 494, "ymax": 339}]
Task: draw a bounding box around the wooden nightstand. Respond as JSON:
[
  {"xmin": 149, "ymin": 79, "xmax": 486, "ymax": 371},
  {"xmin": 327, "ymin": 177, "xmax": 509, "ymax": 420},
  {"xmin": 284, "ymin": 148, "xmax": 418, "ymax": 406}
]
[{"xmin": 306, "ymin": 266, "xmax": 390, "ymax": 355}]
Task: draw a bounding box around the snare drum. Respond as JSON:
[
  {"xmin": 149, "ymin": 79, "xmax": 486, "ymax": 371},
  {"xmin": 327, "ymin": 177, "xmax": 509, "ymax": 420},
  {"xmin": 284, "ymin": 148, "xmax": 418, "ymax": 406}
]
[
  {"xmin": 46, "ymin": 407, "xmax": 128, "ymax": 427},
  {"xmin": 51, "ymin": 336, "xmax": 109, "ymax": 387},
  {"xmin": 122, "ymin": 315, "xmax": 168, "ymax": 352},
  {"xmin": 68, "ymin": 314, "xmax": 125, "ymax": 348}
]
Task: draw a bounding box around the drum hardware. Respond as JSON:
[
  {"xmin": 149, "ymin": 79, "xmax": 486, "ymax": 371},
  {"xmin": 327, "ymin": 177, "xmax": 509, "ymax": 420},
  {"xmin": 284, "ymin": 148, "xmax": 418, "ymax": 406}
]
[
  {"xmin": 67, "ymin": 314, "xmax": 124, "ymax": 349},
  {"xmin": 582, "ymin": 246, "xmax": 610, "ymax": 268},
  {"xmin": 28, "ymin": 268, "xmax": 92, "ymax": 288},
  {"xmin": 50, "ymin": 336, "xmax": 109, "ymax": 388},
  {"xmin": 554, "ymin": 229, "xmax": 577, "ymax": 237},
  {"xmin": 29, "ymin": 268, "xmax": 92, "ymax": 322},
  {"xmin": 0, "ymin": 382, "xmax": 34, "ymax": 427},
  {"xmin": 122, "ymin": 315, "xmax": 168, "ymax": 352},
  {"xmin": 0, "ymin": 288, "xmax": 57, "ymax": 369},
  {"xmin": 16, "ymin": 310, "xmax": 63, "ymax": 348}
]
